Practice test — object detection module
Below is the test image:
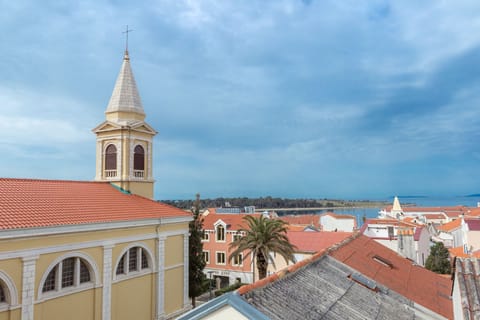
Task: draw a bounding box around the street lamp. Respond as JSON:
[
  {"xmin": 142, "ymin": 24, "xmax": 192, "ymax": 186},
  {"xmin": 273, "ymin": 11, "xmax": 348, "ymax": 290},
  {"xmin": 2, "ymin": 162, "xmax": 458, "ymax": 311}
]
[{"xmin": 207, "ymin": 271, "xmax": 214, "ymax": 300}]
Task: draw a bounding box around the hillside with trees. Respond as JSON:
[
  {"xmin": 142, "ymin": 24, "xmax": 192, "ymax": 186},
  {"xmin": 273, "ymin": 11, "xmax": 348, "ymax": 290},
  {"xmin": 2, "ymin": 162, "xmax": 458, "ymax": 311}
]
[{"xmin": 161, "ymin": 196, "xmax": 387, "ymax": 210}]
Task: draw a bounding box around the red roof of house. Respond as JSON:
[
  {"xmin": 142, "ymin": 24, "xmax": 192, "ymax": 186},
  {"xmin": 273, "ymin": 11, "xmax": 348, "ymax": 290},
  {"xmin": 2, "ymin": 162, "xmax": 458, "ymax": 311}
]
[
  {"xmin": 465, "ymin": 219, "xmax": 480, "ymax": 231},
  {"xmin": 437, "ymin": 218, "xmax": 462, "ymax": 232},
  {"xmin": 279, "ymin": 214, "xmax": 320, "ymax": 229},
  {"xmin": 0, "ymin": 178, "xmax": 190, "ymax": 230},
  {"xmin": 448, "ymin": 246, "xmax": 480, "ymax": 259},
  {"xmin": 329, "ymin": 235, "xmax": 453, "ymax": 319},
  {"xmin": 319, "ymin": 212, "xmax": 356, "ymax": 220},
  {"xmin": 202, "ymin": 212, "xmax": 261, "ymax": 231},
  {"xmin": 287, "ymin": 231, "xmax": 352, "ymax": 253},
  {"xmin": 422, "ymin": 213, "xmax": 447, "ymax": 220}
]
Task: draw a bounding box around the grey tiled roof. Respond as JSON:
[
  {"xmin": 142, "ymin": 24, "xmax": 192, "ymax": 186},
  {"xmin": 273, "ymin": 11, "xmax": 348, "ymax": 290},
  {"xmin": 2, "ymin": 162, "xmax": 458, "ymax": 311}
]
[
  {"xmin": 106, "ymin": 50, "xmax": 145, "ymax": 115},
  {"xmin": 456, "ymin": 258, "xmax": 480, "ymax": 319},
  {"xmin": 243, "ymin": 255, "xmax": 417, "ymax": 320}
]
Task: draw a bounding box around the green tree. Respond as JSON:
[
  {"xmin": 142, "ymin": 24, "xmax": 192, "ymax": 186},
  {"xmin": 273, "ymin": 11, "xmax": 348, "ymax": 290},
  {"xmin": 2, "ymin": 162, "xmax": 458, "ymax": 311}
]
[
  {"xmin": 425, "ymin": 242, "xmax": 451, "ymax": 274},
  {"xmin": 189, "ymin": 193, "xmax": 207, "ymax": 308},
  {"xmin": 229, "ymin": 215, "xmax": 296, "ymax": 280}
]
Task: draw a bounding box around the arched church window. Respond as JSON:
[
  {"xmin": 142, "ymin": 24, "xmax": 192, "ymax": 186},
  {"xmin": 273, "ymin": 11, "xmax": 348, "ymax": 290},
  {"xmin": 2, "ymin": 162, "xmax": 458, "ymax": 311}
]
[
  {"xmin": 42, "ymin": 257, "xmax": 92, "ymax": 294},
  {"xmin": 105, "ymin": 144, "xmax": 117, "ymax": 177},
  {"xmin": 115, "ymin": 246, "xmax": 151, "ymax": 280},
  {"xmin": 133, "ymin": 145, "xmax": 145, "ymax": 177}
]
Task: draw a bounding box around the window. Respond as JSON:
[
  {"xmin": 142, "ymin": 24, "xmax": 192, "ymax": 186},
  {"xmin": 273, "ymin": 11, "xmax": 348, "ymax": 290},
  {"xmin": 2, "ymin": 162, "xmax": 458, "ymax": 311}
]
[
  {"xmin": 105, "ymin": 144, "xmax": 117, "ymax": 177},
  {"xmin": 232, "ymin": 253, "xmax": 243, "ymax": 266},
  {"xmin": 216, "ymin": 252, "xmax": 226, "ymax": 265},
  {"xmin": 216, "ymin": 225, "xmax": 225, "ymax": 242},
  {"xmin": 202, "ymin": 231, "xmax": 210, "ymax": 242},
  {"xmin": 0, "ymin": 285, "xmax": 5, "ymax": 303},
  {"xmin": 203, "ymin": 251, "xmax": 210, "ymax": 264},
  {"xmin": 116, "ymin": 246, "xmax": 150, "ymax": 277},
  {"xmin": 133, "ymin": 145, "xmax": 145, "ymax": 177},
  {"xmin": 42, "ymin": 257, "xmax": 92, "ymax": 293}
]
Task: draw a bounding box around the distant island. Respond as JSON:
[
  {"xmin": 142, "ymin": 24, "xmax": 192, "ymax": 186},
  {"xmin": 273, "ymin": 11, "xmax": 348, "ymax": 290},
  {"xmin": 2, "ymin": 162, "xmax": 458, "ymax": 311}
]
[{"xmin": 161, "ymin": 197, "xmax": 389, "ymax": 211}]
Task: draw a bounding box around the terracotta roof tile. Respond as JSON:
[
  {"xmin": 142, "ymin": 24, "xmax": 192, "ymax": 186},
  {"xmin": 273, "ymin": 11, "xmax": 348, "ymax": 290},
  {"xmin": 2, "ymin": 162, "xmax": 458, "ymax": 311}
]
[
  {"xmin": 465, "ymin": 219, "xmax": 480, "ymax": 231},
  {"xmin": 279, "ymin": 214, "xmax": 320, "ymax": 229},
  {"xmin": 329, "ymin": 235, "xmax": 453, "ymax": 319},
  {"xmin": 202, "ymin": 212, "xmax": 261, "ymax": 231},
  {"xmin": 287, "ymin": 231, "xmax": 352, "ymax": 253},
  {"xmin": 437, "ymin": 218, "xmax": 463, "ymax": 232},
  {"xmin": 0, "ymin": 178, "xmax": 190, "ymax": 230}
]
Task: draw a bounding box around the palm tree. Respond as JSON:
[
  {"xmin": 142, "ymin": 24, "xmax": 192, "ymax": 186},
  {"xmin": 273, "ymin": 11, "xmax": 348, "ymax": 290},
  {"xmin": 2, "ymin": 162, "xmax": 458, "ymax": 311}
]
[{"xmin": 229, "ymin": 215, "xmax": 296, "ymax": 280}]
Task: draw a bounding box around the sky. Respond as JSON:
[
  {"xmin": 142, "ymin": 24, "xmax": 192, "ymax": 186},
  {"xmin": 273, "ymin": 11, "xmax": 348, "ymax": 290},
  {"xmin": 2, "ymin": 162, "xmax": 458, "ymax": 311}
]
[{"xmin": 1, "ymin": 1, "xmax": 480, "ymax": 200}]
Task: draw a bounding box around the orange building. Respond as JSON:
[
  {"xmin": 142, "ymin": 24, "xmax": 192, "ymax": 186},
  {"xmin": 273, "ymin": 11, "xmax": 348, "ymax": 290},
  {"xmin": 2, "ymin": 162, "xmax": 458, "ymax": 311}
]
[{"xmin": 201, "ymin": 209, "xmax": 258, "ymax": 287}]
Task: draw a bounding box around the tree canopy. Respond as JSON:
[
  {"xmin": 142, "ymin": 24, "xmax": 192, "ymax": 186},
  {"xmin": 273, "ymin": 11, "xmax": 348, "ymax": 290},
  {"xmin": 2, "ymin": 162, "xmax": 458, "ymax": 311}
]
[
  {"xmin": 425, "ymin": 242, "xmax": 451, "ymax": 274},
  {"xmin": 229, "ymin": 215, "xmax": 296, "ymax": 280}
]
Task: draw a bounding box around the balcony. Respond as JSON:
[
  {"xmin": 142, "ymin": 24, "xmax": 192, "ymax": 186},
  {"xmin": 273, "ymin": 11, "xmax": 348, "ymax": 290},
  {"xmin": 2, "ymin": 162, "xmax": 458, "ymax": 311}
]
[
  {"xmin": 134, "ymin": 170, "xmax": 144, "ymax": 178},
  {"xmin": 104, "ymin": 170, "xmax": 117, "ymax": 178}
]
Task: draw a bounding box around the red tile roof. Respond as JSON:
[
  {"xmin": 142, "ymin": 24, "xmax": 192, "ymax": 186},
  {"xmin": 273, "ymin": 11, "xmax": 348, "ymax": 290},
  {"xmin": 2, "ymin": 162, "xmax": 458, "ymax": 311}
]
[
  {"xmin": 437, "ymin": 218, "xmax": 462, "ymax": 232},
  {"xmin": 287, "ymin": 231, "xmax": 352, "ymax": 253},
  {"xmin": 465, "ymin": 219, "xmax": 480, "ymax": 231},
  {"xmin": 202, "ymin": 212, "xmax": 261, "ymax": 231},
  {"xmin": 329, "ymin": 235, "xmax": 453, "ymax": 319},
  {"xmin": 448, "ymin": 246, "xmax": 480, "ymax": 259},
  {"xmin": 0, "ymin": 178, "xmax": 190, "ymax": 230},
  {"xmin": 279, "ymin": 214, "xmax": 320, "ymax": 229}
]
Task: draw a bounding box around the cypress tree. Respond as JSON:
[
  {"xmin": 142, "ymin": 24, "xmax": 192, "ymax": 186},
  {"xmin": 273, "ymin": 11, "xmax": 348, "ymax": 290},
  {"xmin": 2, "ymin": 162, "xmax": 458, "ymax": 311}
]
[{"xmin": 189, "ymin": 193, "xmax": 207, "ymax": 308}]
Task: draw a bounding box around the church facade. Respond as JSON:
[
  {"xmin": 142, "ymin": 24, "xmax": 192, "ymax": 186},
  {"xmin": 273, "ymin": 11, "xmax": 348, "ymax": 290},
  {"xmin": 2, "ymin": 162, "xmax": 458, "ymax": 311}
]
[{"xmin": 0, "ymin": 50, "xmax": 191, "ymax": 320}]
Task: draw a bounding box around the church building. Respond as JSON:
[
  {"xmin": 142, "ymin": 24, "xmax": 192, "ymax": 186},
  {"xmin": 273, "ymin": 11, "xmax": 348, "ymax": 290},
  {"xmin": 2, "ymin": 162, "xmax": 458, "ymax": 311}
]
[{"xmin": 0, "ymin": 49, "xmax": 191, "ymax": 320}]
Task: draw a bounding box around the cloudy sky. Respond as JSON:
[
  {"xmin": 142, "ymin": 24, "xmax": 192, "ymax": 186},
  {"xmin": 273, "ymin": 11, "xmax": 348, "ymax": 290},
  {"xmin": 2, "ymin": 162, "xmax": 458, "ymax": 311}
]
[{"xmin": 1, "ymin": 1, "xmax": 480, "ymax": 200}]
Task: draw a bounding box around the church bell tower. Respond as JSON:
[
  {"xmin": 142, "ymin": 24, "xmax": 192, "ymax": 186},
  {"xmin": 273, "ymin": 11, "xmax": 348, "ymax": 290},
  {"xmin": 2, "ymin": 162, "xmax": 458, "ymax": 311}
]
[{"xmin": 93, "ymin": 49, "xmax": 157, "ymax": 199}]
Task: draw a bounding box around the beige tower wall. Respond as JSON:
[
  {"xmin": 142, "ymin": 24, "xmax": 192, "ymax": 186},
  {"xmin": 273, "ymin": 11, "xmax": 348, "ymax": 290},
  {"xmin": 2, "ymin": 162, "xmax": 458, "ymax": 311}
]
[{"xmin": 94, "ymin": 128, "xmax": 156, "ymax": 199}]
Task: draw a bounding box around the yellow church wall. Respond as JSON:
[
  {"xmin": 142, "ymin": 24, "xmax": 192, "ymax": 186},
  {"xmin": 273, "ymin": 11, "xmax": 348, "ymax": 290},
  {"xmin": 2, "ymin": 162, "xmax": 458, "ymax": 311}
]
[
  {"xmin": 35, "ymin": 287, "xmax": 97, "ymax": 320},
  {"xmin": 0, "ymin": 308, "xmax": 20, "ymax": 320},
  {"xmin": 164, "ymin": 267, "xmax": 184, "ymax": 315},
  {"xmin": 111, "ymin": 274, "xmax": 154, "ymax": 320},
  {"xmin": 0, "ymin": 223, "xmax": 188, "ymax": 319},
  {"xmin": 0, "ymin": 258, "xmax": 22, "ymax": 304},
  {"xmin": 165, "ymin": 235, "xmax": 184, "ymax": 267}
]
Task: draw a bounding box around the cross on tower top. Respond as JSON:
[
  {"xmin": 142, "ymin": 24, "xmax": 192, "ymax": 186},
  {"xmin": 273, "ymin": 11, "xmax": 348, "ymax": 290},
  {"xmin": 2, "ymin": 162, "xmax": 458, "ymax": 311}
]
[{"xmin": 123, "ymin": 25, "xmax": 133, "ymax": 53}]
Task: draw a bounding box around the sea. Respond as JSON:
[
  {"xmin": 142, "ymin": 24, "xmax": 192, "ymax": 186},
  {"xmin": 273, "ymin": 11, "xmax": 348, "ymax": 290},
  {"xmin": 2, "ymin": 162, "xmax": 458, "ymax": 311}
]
[{"xmin": 275, "ymin": 196, "xmax": 480, "ymax": 227}]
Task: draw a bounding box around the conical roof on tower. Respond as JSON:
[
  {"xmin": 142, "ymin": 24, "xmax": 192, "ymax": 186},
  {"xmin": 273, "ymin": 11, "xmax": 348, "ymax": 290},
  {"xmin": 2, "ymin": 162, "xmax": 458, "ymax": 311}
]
[
  {"xmin": 105, "ymin": 50, "xmax": 145, "ymax": 117},
  {"xmin": 392, "ymin": 196, "xmax": 403, "ymax": 213}
]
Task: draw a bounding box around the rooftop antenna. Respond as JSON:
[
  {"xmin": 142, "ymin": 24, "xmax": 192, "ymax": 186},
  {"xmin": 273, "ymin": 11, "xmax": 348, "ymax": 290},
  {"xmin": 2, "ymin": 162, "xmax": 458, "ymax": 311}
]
[{"xmin": 122, "ymin": 25, "xmax": 133, "ymax": 55}]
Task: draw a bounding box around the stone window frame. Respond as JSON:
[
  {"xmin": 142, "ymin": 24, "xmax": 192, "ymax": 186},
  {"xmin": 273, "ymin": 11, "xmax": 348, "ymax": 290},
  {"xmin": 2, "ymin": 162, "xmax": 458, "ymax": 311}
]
[
  {"xmin": 0, "ymin": 270, "xmax": 18, "ymax": 312},
  {"xmin": 202, "ymin": 251, "xmax": 210, "ymax": 264},
  {"xmin": 216, "ymin": 251, "xmax": 226, "ymax": 265},
  {"xmin": 232, "ymin": 253, "xmax": 243, "ymax": 267},
  {"xmin": 201, "ymin": 231, "xmax": 210, "ymax": 242},
  {"xmin": 38, "ymin": 252, "xmax": 100, "ymax": 302},
  {"xmin": 113, "ymin": 244, "xmax": 154, "ymax": 283},
  {"xmin": 216, "ymin": 225, "xmax": 226, "ymax": 242}
]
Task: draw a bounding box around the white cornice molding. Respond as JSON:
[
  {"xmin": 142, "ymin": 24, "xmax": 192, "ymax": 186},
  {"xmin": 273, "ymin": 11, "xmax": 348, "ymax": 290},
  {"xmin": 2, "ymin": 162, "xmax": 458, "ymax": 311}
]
[
  {"xmin": 0, "ymin": 230, "xmax": 188, "ymax": 261},
  {"xmin": 0, "ymin": 216, "xmax": 192, "ymax": 241}
]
